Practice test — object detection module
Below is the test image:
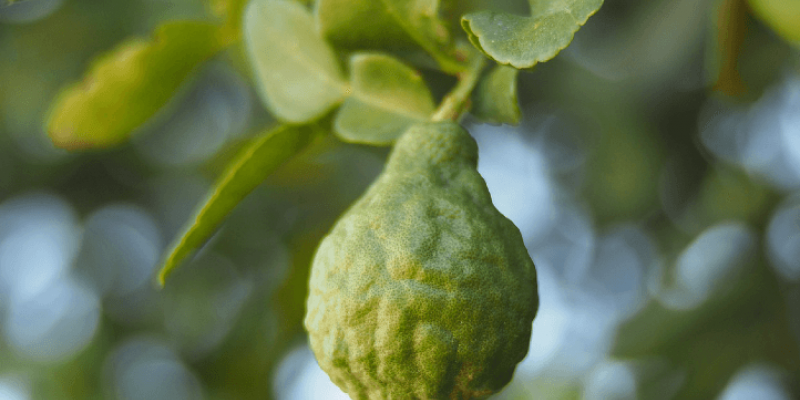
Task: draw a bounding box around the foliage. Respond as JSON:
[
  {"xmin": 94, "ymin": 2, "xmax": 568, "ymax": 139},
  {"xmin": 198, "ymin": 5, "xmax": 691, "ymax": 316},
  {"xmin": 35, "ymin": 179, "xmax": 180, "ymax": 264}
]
[
  {"xmin": 0, "ymin": 0, "xmax": 798, "ymax": 398},
  {"xmin": 243, "ymin": 0, "xmax": 347, "ymax": 123},
  {"xmin": 158, "ymin": 122, "xmax": 326, "ymax": 284},
  {"xmin": 471, "ymin": 65, "xmax": 521, "ymax": 124},
  {"xmin": 146, "ymin": 0, "xmax": 607, "ymax": 286},
  {"xmin": 334, "ymin": 53, "xmax": 437, "ymax": 145},
  {"xmin": 462, "ymin": 0, "xmax": 603, "ymax": 68},
  {"xmin": 46, "ymin": 21, "xmax": 235, "ymax": 149},
  {"xmin": 747, "ymin": 0, "xmax": 800, "ymax": 45},
  {"xmin": 42, "ymin": 0, "xmax": 596, "ymax": 395}
]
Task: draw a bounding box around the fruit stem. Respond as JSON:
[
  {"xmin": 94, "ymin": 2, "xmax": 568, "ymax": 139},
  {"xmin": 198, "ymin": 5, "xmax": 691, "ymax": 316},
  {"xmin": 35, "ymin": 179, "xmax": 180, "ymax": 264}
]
[{"xmin": 431, "ymin": 54, "xmax": 486, "ymax": 122}]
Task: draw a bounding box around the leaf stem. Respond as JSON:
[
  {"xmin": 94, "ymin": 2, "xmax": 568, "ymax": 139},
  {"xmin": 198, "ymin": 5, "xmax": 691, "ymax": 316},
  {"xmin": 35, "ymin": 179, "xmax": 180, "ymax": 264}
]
[{"xmin": 431, "ymin": 54, "xmax": 486, "ymax": 122}]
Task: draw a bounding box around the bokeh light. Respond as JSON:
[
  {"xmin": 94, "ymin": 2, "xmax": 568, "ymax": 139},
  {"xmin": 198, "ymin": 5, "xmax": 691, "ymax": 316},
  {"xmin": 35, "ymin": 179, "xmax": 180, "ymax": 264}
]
[
  {"xmin": 4, "ymin": 275, "xmax": 100, "ymax": 364},
  {"xmin": 133, "ymin": 65, "xmax": 253, "ymax": 168},
  {"xmin": 471, "ymin": 122, "xmax": 556, "ymax": 245},
  {"xmin": 717, "ymin": 364, "xmax": 792, "ymax": 400},
  {"xmin": 701, "ymin": 75, "xmax": 800, "ymax": 190},
  {"xmin": 103, "ymin": 336, "xmax": 204, "ymax": 400},
  {"xmin": 766, "ymin": 195, "xmax": 800, "ymax": 281},
  {"xmin": 273, "ymin": 345, "xmax": 349, "ymax": 400},
  {"xmin": 0, "ymin": 193, "xmax": 100, "ymax": 364},
  {"xmin": 583, "ymin": 360, "xmax": 637, "ymax": 400},
  {"xmin": 0, "ymin": 192, "xmax": 80, "ymax": 304},
  {"xmin": 659, "ymin": 222, "xmax": 756, "ymax": 310},
  {"xmin": 0, "ymin": 375, "xmax": 30, "ymax": 400},
  {"xmin": 0, "ymin": 0, "xmax": 63, "ymax": 24},
  {"xmin": 75, "ymin": 204, "xmax": 162, "ymax": 297}
]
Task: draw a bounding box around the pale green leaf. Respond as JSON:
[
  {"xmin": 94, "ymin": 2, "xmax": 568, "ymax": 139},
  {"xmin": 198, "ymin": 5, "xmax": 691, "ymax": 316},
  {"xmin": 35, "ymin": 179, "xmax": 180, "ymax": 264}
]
[
  {"xmin": 335, "ymin": 53, "xmax": 435, "ymax": 145},
  {"xmin": 471, "ymin": 64, "xmax": 520, "ymax": 124},
  {"xmin": 158, "ymin": 123, "xmax": 323, "ymax": 285},
  {"xmin": 747, "ymin": 0, "xmax": 800, "ymax": 45},
  {"xmin": 46, "ymin": 21, "xmax": 231, "ymax": 150},
  {"xmin": 316, "ymin": 0, "xmax": 417, "ymax": 50},
  {"xmin": 244, "ymin": 0, "xmax": 347, "ymax": 123},
  {"xmin": 462, "ymin": 0, "xmax": 603, "ymax": 69},
  {"xmin": 316, "ymin": 0, "xmax": 466, "ymax": 73}
]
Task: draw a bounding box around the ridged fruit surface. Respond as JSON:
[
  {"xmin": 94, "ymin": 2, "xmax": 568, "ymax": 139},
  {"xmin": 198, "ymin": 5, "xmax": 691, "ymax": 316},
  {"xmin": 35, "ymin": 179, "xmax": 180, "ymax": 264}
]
[{"xmin": 305, "ymin": 122, "xmax": 538, "ymax": 400}]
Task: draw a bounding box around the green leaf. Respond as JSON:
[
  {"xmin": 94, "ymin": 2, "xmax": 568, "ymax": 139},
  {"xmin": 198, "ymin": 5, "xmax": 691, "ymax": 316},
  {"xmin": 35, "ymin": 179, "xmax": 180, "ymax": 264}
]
[
  {"xmin": 746, "ymin": 0, "xmax": 800, "ymax": 45},
  {"xmin": 316, "ymin": 0, "xmax": 466, "ymax": 73},
  {"xmin": 244, "ymin": 0, "xmax": 347, "ymax": 123},
  {"xmin": 334, "ymin": 53, "xmax": 435, "ymax": 145},
  {"xmin": 462, "ymin": 0, "xmax": 603, "ymax": 69},
  {"xmin": 440, "ymin": 0, "xmax": 529, "ymax": 30},
  {"xmin": 46, "ymin": 21, "xmax": 232, "ymax": 150},
  {"xmin": 208, "ymin": 0, "xmax": 249, "ymax": 30},
  {"xmin": 471, "ymin": 64, "xmax": 520, "ymax": 124},
  {"xmin": 158, "ymin": 123, "xmax": 323, "ymax": 285},
  {"xmin": 316, "ymin": 0, "xmax": 415, "ymax": 50}
]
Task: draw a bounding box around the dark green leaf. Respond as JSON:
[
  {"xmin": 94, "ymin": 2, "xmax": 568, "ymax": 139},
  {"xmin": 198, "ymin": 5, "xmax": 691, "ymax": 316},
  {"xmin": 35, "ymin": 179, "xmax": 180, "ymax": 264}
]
[
  {"xmin": 462, "ymin": 0, "xmax": 603, "ymax": 69},
  {"xmin": 46, "ymin": 21, "xmax": 232, "ymax": 150},
  {"xmin": 316, "ymin": 0, "xmax": 466, "ymax": 73},
  {"xmin": 334, "ymin": 53, "xmax": 435, "ymax": 145},
  {"xmin": 244, "ymin": 0, "xmax": 347, "ymax": 123},
  {"xmin": 471, "ymin": 64, "xmax": 520, "ymax": 124},
  {"xmin": 158, "ymin": 123, "xmax": 323, "ymax": 285}
]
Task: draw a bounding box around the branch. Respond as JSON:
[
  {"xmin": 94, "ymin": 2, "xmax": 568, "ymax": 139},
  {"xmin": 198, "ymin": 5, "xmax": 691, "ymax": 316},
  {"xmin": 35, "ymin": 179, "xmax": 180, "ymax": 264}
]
[{"xmin": 431, "ymin": 54, "xmax": 487, "ymax": 122}]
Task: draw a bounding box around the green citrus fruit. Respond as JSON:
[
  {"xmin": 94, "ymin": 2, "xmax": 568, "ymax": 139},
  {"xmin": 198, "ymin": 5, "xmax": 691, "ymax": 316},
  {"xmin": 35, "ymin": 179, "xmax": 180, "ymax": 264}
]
[{"xmin": 304, "ymin": 121, "xmax": 538, "ymax": 399}]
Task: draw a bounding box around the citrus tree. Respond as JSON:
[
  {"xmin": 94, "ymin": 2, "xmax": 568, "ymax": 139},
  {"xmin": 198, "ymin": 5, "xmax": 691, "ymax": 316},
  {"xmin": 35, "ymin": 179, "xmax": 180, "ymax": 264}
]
[
  {"xmin": 1, "ymin": 0, "xmax": 798, "ymax": 398},
  {"xmin": 43, "ymin": 0, "xmax": 604, "ymax": 397}
]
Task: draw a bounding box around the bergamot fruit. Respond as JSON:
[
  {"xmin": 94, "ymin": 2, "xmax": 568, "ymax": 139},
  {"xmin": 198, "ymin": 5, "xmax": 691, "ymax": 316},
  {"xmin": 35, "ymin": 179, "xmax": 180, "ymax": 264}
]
[{"xmin": 304, "ymin": 121, "xmax": 538, "ymax": 400}]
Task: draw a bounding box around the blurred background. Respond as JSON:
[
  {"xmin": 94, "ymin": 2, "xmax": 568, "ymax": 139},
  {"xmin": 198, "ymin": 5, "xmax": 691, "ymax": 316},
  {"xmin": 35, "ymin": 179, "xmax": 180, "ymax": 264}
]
[{"xmin": 1, "ymin": 0, "xmax": 799, "ymax": 399}]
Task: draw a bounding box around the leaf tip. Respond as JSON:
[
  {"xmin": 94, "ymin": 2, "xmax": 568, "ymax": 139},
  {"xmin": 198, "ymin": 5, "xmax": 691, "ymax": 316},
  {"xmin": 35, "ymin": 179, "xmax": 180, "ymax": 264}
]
[
  {"xmin": 157, "ymin": 258, "xmax": 176, "ymax": 288},
  {"xmin": 157, "ymin": 247, "xmax": 186, "ymax": 287},
  {"xmin": 45, "ymin": 112, "xmax": 115, "ymax": 151},
  {"xmin": 156, "ymin": 268, "xmax": 169, "ymax": 288},
  {"xmin": 46, "ymin": 119, "xmax": 89, "ymax": 150}
]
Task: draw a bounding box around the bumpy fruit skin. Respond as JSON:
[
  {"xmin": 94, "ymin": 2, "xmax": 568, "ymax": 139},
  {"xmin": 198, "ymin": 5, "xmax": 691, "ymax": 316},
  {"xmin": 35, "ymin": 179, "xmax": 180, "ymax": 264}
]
[{"xmin": 304, "ymin": 122, "xmax": 538, "ymax": 400}]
